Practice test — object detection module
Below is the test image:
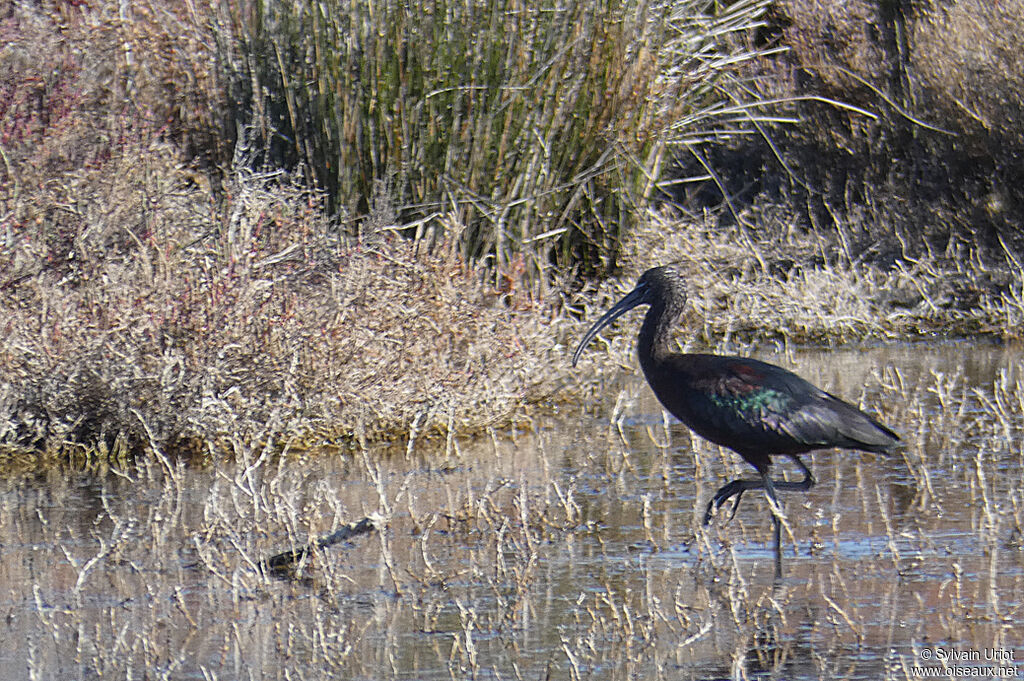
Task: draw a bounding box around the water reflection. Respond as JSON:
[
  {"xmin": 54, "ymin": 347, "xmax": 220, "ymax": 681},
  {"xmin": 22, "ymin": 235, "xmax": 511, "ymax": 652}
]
[{"xmin": 0, "ymin": 341, "xmax": 1022, "ymax": 679}]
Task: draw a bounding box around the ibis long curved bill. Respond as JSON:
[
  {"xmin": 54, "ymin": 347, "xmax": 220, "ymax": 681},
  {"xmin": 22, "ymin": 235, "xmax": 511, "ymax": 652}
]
[{"xmin": 571, "ymin": 282, "xmax": 650, "ymax": 367}]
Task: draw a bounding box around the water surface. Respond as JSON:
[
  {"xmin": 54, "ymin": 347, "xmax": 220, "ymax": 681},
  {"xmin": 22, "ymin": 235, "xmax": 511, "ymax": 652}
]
[{"xmin": 1, "ymin": 341, "xmax": 1023, "ymax": 679}]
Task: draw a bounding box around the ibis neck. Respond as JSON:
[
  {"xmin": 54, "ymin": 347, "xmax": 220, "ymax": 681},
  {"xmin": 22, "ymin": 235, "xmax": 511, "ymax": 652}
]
[{"xmin": 637, "ymin": 301, "xmax": 677, "ymax": 372}]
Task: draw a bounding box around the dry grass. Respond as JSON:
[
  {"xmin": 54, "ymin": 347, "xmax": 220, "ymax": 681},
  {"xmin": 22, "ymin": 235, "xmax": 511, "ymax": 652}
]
[
  {"xmin": 5, "ymin": 154, "xmax": 1024, "ymax": 456},
  {"xmin": 0, "ymin": 0, "xmax": 575, "ymax": 453},
  {"xmin": 573, "ymin": 208, "xmax": 1024, "ymax": 355},
  {"xmin": 5, "ymin": 0, "xmax": 1024, "ymax": 460},
  {"xmin": 1, "ymin": 10, "xmax": 577, "ymax": 456},
  {"xmin": 913, "ymin": 1, "xmax": 1024, "ymax": 153},
  {"xmin": 0, "ymin": 140, "xmax": 577, "ymax": 455}
]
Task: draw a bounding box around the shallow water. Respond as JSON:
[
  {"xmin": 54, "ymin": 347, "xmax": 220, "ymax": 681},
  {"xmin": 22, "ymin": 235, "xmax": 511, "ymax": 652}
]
[{"xmin": 2, "ymin": 341, "xmax": 1023, "ymax": 679}]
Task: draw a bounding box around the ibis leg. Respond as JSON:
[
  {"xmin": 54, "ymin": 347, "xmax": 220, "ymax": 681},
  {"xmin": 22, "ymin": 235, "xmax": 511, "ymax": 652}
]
[
  {"xmin": 786, "ymin": 454, "xmax": 815, "ymax": 492},
  {"xmin": 704, "ymin": 478, "xmax": 759, "ymax": 524},
  {"xmin": 703, "ymin": 454, "xmax": 816, "ymax": 524},
  {"xmin": 761, "ymin": 472, "xmax": 783, "ymax": 579},
  {"xmin": 703, "ymin": 454, "xmax": 817, "ymax": 579}
]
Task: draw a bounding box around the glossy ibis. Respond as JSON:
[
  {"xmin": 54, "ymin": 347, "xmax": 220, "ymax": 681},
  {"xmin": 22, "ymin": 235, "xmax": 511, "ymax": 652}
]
[{"xmin": 572, "ymin": 265, "xmax": 899, "ymax": 578}]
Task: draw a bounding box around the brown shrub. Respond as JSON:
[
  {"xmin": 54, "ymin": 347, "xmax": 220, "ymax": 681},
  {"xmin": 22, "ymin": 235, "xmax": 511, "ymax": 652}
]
[
  {"xmin": 770, "ymin": 0, "xmax": 889, "ymax": 99},
  {"xmin": 0, "ymin": 132, "xmax": 571, "ymax": 454},
  {"xmin": 673, "ymin": 0, "xmax": 1024, "ymax": 262},
  {"xmin": 0, "ymin": 2, "xmax": 225, "ymax": 204},
  {"xmin": 912, "ymin": 1, "xmax": 1024, "ymax": 216}
]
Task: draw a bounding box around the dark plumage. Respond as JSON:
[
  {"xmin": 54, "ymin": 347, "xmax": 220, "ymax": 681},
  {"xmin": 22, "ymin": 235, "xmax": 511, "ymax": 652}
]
[{"xmin": 572, "ymin": 265, "xmax": 900, "ymax": 578}]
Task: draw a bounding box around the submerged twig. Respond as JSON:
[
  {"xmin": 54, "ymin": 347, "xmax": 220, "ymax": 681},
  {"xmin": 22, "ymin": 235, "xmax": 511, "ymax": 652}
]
[{"xmin": 263, "ymin": 515, "xmax": 379, "ymax": 577}]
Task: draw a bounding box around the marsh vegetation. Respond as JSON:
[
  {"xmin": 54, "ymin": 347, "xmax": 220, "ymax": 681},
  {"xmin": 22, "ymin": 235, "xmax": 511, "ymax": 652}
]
[
  {"xmin": 3, "ymin": 0, "xmax": 1024, "ymax": 678},
  {"xmin": 6, "ymin": 0, "xmax": 1024, "ymax": 455}
]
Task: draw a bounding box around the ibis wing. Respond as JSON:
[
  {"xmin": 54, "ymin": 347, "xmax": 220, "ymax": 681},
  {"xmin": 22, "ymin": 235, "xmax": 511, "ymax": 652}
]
[
  {"xmin": 777, "ymin": 388, "xmax": 899, "ymax": 452},
  {"xmin": 662, "ymin": 355, "xmax": 898, "ymax": 455},
  {"xmin": 723, "ymin": 360, "xmax": 899, "ymax": 453}
]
